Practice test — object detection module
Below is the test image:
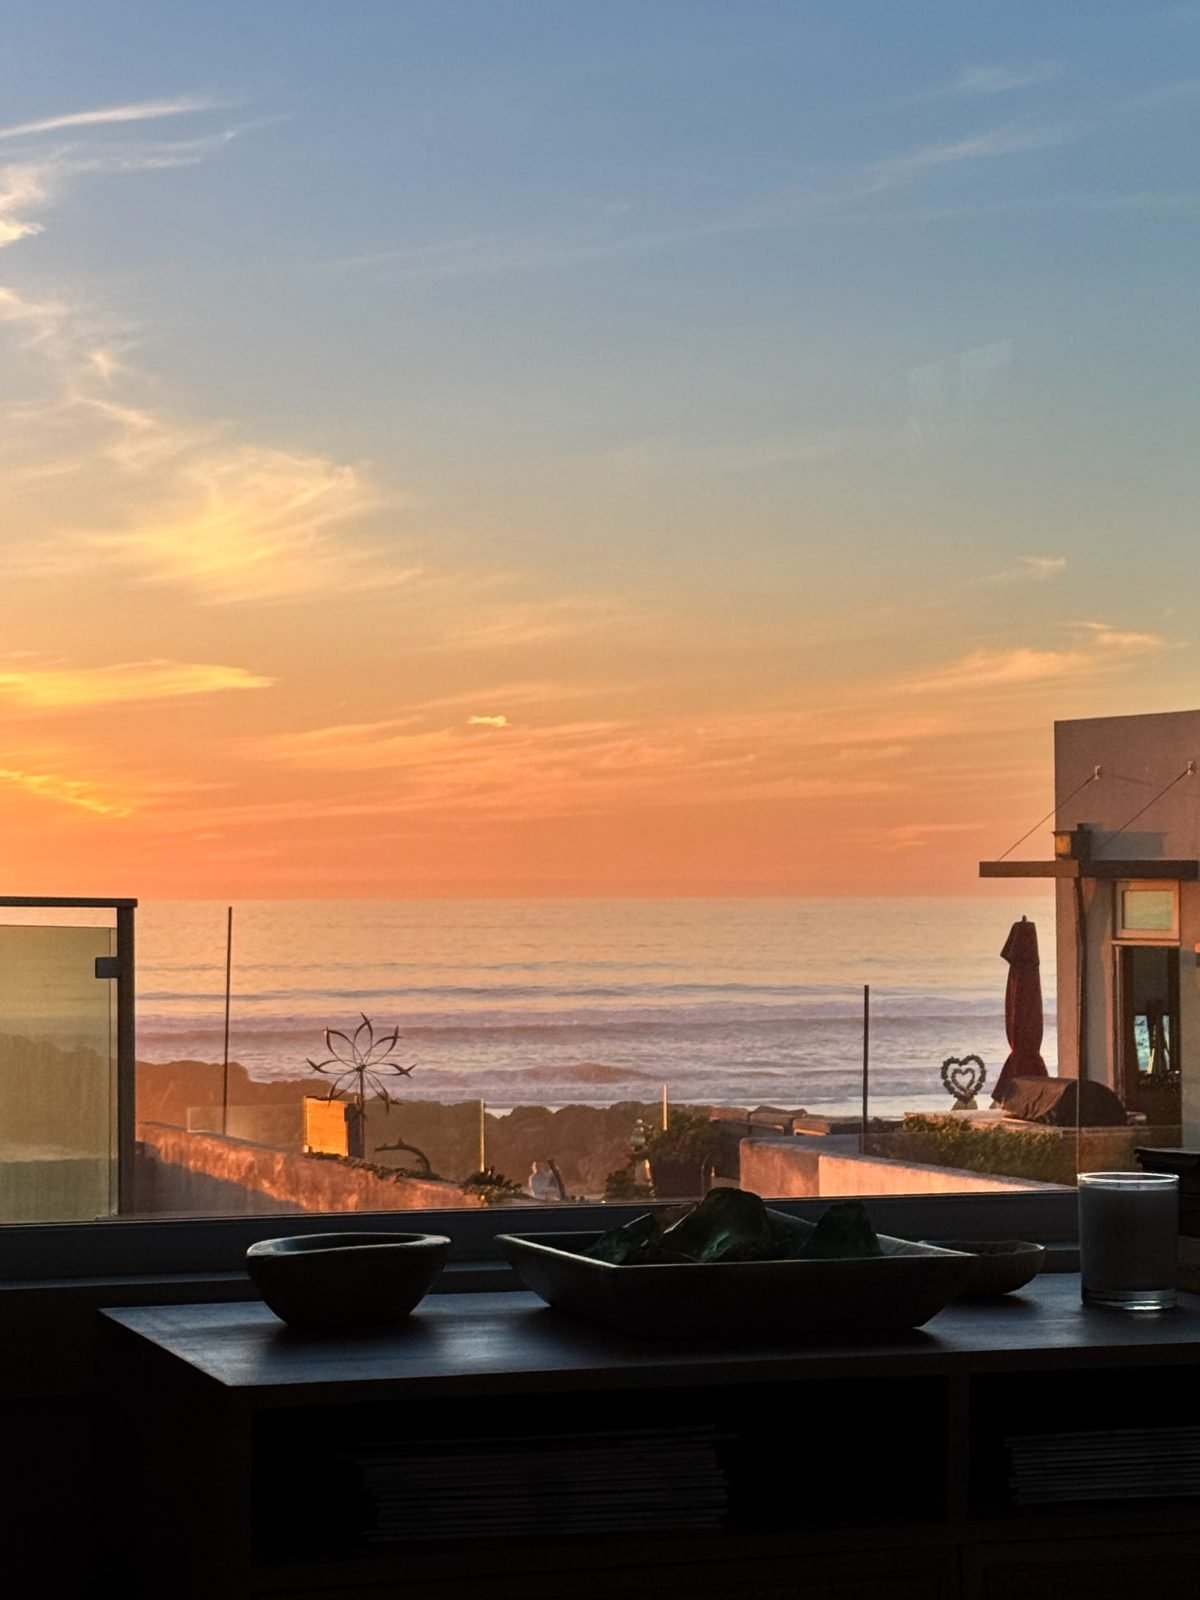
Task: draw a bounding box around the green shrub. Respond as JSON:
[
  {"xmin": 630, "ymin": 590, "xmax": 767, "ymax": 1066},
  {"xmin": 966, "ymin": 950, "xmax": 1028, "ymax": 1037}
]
[
  {"xmin": 461, "ymin": 1167, "xmax": 526, "ymax": 1205},
  {"xmin": 873, "ymin": 1114, "xmax": 1077, "ymax": 1186},
  {"xmin": 639, "ymin": 1107, "xmax": 722, "ymax": 1164},
  {"xmin": 304, "ymin": 1152, "xmax": 443, "ymax": 1183},
  {"xmin": 603, "ymin": 1167, "xmax": 653, "ymax": 1202}
]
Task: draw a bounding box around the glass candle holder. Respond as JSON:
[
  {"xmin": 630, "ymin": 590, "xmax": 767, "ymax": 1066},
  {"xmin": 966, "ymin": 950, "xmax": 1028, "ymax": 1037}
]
[{"xmin": 1078, "ymin": 1171, "xmax": 1179, "ymax": 1312}]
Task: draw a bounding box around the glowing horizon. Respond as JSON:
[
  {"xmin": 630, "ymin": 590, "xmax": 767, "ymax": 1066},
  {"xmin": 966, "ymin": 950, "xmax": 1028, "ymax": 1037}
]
[{"xmin": 0, "ymin": 5, "xmax": 1195, "ymax": 898}]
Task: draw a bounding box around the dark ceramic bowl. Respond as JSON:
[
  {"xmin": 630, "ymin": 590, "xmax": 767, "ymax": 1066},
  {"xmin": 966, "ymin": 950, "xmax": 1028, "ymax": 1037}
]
[
  {"xmin": 245, "ymin": 1232, "xmax": 450, "ymax": 1331},
  {"xmin": 920, "ymin": 1239, "xmax": 1046, "ymax": 1299}
]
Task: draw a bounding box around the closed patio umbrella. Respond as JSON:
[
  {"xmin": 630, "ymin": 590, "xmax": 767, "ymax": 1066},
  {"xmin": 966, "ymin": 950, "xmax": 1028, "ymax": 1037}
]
[{"xmin": 992, "ymin": 916, "xmax": 1048, "ymax": 1103}]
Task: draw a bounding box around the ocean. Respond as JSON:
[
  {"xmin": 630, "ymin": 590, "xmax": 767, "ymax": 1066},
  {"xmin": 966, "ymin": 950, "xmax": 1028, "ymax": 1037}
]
[{"xmin": 133, "ymin": 895, "xmax": 1058, "ymax": 1120}]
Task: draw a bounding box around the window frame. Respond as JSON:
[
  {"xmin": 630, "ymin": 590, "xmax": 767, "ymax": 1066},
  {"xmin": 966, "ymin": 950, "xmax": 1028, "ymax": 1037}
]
[
  {"xmin": 0, "ymin": 898, "xmax": 1078, "ymax": 1286},
  {"xmin": 1115, "ymin": 880, "xmax": 1180, "ymax": 943}
]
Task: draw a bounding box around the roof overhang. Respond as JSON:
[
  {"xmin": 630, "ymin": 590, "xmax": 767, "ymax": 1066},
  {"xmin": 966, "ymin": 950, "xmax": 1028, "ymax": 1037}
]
[{"xmin": 979, "ymin": 859, "xmax": 1200, "ymax": 880}]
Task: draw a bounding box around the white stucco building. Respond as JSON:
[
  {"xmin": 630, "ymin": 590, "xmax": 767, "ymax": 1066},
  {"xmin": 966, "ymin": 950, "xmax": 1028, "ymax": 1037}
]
[{"xmin": 982, "ymin": 708, "xmax": 1200, "ymax": 1142}]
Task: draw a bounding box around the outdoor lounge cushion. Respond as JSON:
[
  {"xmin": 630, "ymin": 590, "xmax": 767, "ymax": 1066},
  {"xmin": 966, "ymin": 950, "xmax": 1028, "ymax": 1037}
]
[{"xmin": 998, "ymin": 1076, "xmax": 1127, "ymax": 1127}]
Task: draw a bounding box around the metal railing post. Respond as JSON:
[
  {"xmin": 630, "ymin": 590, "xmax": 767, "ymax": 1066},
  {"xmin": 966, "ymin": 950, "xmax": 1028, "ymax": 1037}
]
[{"xmin": 116, "ymin": 903, "xmax": 137, "ymax": 1214}]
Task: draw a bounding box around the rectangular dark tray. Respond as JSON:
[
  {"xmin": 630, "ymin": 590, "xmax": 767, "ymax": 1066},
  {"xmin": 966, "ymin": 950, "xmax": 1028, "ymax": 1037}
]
[{"xmin": 498, "ymin": 1220, "xmax": 974, "ymax": 1339}]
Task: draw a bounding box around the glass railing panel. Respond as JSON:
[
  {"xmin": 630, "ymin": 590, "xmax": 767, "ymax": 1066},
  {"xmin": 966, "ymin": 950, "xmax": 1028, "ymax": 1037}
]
[
  {"xmin": 0, "ymin": 923, "xmax": 117, "ymax": 1222},
  {"xmin": 130, "ymin": 896, "xmax": 1065, "ymax": 1219}
]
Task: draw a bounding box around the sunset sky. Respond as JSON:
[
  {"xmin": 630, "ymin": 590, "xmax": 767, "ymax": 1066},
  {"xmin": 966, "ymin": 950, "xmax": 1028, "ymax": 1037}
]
[{"xmin": 1, "ymin": 3, "xmax": 1197, "ymax": 896}]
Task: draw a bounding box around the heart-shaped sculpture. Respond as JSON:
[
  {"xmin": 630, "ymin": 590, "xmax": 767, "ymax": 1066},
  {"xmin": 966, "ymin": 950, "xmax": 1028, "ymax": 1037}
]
[{"xmin": 941, "ymin": 1054, "xmax": 986, "ymax": 1107}]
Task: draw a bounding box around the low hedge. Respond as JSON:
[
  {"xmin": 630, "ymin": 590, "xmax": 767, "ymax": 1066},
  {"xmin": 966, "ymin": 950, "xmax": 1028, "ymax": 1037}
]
[{"xmin": 871, "ymin": 1114, "xmax": 1077, "ymax": 1186}]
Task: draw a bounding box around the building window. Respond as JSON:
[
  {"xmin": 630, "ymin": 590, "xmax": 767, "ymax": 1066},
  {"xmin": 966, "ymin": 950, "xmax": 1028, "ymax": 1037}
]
[
  {"xmin": 1114, "ymin": 944, "xmax": 1181, "ymax": 1124},
  {"xmin": 1116, "ymin": 882, "xmax": 1179, "ymax": 942}
]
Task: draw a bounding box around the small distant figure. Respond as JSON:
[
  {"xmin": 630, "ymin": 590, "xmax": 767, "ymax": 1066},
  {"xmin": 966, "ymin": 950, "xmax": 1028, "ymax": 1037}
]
[{"xmin": 526, "ymin": 1160, "xmax": 560, "ymax": 1201}]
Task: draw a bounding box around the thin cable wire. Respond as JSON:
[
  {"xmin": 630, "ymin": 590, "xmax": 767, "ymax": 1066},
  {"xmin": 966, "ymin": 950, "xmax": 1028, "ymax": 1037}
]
[
  {"xmin": 996, "ymin": 767, "xmax": 1102, "ymax": 861},
  {"xmin": 1091, "ymin": 762, "xmax": 1196, "ymax": 856}
]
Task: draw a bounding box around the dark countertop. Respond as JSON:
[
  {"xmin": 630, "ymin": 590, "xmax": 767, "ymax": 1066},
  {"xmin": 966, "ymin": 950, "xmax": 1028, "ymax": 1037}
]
[{"xmin": 101, "ymin": 1274, "xmax": 1200, "ymax": 1405}]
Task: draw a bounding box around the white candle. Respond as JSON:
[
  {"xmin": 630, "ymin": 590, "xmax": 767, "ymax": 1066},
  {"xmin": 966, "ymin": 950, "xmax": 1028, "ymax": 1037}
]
[{"xmin": 1078, "ymin": 1171, "xmax": 1179, "ymax": 1312}]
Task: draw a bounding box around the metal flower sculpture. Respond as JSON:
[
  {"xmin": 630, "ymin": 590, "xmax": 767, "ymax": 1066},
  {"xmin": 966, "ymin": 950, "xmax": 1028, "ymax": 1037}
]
[{"xmin": 306, "ymin": 1014, "xmax": 418, "ymax": 1158}]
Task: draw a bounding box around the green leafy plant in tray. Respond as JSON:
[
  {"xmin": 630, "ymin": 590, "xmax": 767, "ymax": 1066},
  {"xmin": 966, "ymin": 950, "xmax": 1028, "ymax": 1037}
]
[{"xmin": 583, "ymin": 1188, "xmax": 882, "ymax": 1265}]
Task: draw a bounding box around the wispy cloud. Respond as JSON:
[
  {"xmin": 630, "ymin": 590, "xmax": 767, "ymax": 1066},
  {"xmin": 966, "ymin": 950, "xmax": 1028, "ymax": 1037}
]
[
  {"xmin": 1, "ymin": 371, "xmax": 414, "ymax": 608},
  {"xmin": 935, "ymin": 63, "xmax": 1063, "ymax": 98},
  {"xmin": 426, "ymin": 591, "xmax": 656, "ymax": 651},
  {"xmin": 0, "ymin": 115, "xmax": 428, "ymax": 605},
  {"xmin": 900, "ymin": 621, "xmax": 1165, "ymax": 695},
  {"xmin": 309, "ymin": 58, "xmax": 1195, "ymax": 297},
  {"xmin": 325, "ymin": 113, "xmax": 1079, "ymax": 284},
  {"xmin": 468, "ymin": 714, "xmax": 508, "ymax": 727},
  {"xmin": 0, "ymin": 105, "xmax": 652, "ymax": 629},
  {"xmin": 863, "ymin": 122, "xmax": 1079, "ymax": 190},
  {"xmin": 64, "ymin": 125, "xmax": 254, "ymax": 176},
  {"xmin": 0, "ymin": 659, "xmax": 273, "ymax": 709},
  {"xmin": 82, "ymin": 439, "xmax": 413, "ymax": 604},
  {"xmin": 987, "ymin": 554, "xmax": 1068, "ymax": 584},
  {"xmin": 0, "ymin": 132, "xmax": 255, "ymax": 273},
  {"xmin": 877, "ymin": 820, "xmax": 986, "ymax": 853},
  {"xmin": 0, "ymin": 95, "xmax": 246, "ymax": 264},
  {"xmin": 867, "ymin": 190, "xmax": 1200, "ymax": 225},
  {"xmin": 0, "ymin": 95, "xmax": 228, "ymax": 141},
  {"xmin": 243, "ymin": 700, "xmax": 900, "ymax": 822},
  {"xmin": 0, "ymin": 765, "xmax": 132, "ymax": 817},
  {"xmin": 596, "ymin": 426, "xmax": 875, "ymax": 481},
  {"xmin": 1072, "ymin": 620, "xmax": 1166, "ymax": 652}
]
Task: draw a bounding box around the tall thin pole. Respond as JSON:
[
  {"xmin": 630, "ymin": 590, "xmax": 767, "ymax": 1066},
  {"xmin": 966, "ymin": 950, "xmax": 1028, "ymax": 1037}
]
[
  {"xmin": 860, "ymin": 984, "xmax": 870, "ymax": 1155},
  {"xmin": 221, "ymin": 905, "xmax": 233, "ymax": 1136},
  {"xmin": 479, "ymin": 1099, "xmax": 487, "ymax": 1172},
  {"xmin": 662, "ymin": 1082, "xmax": 669, "ymax": 1132}
]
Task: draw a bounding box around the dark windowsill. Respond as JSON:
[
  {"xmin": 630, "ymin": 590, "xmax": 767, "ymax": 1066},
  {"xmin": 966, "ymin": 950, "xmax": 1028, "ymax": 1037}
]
[{"xmin": 0, "ymin": 1186, "xmax": 1078, "ymax": 1280}]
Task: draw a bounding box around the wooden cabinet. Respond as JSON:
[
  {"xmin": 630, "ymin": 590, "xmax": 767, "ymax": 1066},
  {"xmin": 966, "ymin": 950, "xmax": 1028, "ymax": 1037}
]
[{"xmin": 100, "ymin": 1277, "xmax": 1200, "ymax": 1600}]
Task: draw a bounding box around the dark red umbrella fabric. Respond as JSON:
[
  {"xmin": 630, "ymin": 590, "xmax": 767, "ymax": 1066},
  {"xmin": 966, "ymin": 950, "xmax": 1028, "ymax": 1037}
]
[{"xmin": 992, "ymin": 916, "xmax": 1048, "ymax": 1103}]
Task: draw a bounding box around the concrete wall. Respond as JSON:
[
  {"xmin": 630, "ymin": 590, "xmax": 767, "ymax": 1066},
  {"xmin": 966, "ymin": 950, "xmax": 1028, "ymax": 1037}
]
[
  {"xmin": 1056, "ymin": 710, "xmax": 1200, "ymax": 860},
  {"xmin": 135, "ymin": 1138, "xmax": 305, "ymax": 1217},
  {"xmin": 187, "ymin": 1103, "xmax": 305, "ymax": 1149},
  {"xmin": 739, "ymin": 1138, "xmax": 1065, "ymax": 1199},
  {"xmin": 136, "ymin": 1123, "xmax": 485, "ymax": 1215}
]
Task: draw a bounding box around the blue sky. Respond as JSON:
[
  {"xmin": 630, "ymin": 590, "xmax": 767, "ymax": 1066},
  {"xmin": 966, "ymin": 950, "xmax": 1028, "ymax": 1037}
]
[{"xmin": 0, "ymin": 4, "xmax": 1197, "ymax": 894}]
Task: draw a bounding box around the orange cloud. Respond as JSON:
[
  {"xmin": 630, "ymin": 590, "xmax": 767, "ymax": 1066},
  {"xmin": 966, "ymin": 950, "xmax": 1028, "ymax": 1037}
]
[
  {"xmin": 0, "ymin": 658, "xmax": 273, "ymax": 709},
  {"xmin": 899, "ymin": 623, "xmax": 1165, "ymax": 694},
  {"xmin": 87, "ymin": 441, "xmax": 411, "ymax": 603},
  {"xmin": 986, "ymin": 553, "xmax": 1067, "ymax": 583},
  {"xmin": 0, "ymin": 765, "xmax": 131, "ymax": 816}
]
